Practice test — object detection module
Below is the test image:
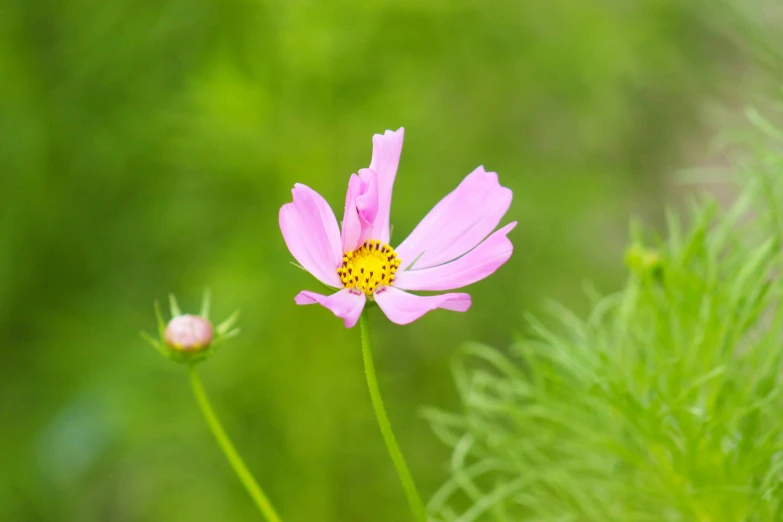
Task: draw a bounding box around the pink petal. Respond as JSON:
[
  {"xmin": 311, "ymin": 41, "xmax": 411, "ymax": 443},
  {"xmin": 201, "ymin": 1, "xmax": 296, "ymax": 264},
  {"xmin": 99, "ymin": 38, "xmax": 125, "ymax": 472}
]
[
  {"xmin": 393, "ymin": 222, "xmax": 517, "ymax": 292},
  {"xmin": 374, "ymin": 286, "xmax": 471, "ymax": 325},
  {"xmin": 295, "ymin": 289, "xmax": 367, "ymax": 328},
  {"xmin": 395, "ymin": 166, "xmax": 512, "ymax": 269},
  {"xmin": 368, "ymin": 128, "xmax": 404, "ymax": 244},
  {"xmin": 342, "ymin": 169, "xmax": 380, "ymax": 253},
  {"xmin": 280, "ymin": 184, "xmax": 343, "ymax": 287},
  {"xmin": 356, "ymin": 169, "xmax": 380, "ymax": 224}
]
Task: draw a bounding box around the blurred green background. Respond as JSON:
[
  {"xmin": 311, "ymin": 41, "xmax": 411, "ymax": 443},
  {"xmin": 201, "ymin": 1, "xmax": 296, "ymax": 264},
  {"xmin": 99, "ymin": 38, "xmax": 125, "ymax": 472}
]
[{"xmin": 0, "ymin": 0, "xmax": 758, "ymax": 521}]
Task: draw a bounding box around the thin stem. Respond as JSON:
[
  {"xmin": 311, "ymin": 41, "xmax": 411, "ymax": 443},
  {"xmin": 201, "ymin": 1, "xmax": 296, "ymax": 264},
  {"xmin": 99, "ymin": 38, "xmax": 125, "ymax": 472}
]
[
  {"xmin": 188, "ymin": 365, "xmax": 283, "ymax": 522},
  {"xmin": 360, "ymin": 313, "xmax": 428, "ymax": 522}
]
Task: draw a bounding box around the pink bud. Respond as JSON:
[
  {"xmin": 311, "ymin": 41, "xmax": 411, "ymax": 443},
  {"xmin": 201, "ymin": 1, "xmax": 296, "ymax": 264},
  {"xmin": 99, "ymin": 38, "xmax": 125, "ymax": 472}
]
[{"xmin": 164, "ymin": 314, "xmax": 214, "ymax": 352}]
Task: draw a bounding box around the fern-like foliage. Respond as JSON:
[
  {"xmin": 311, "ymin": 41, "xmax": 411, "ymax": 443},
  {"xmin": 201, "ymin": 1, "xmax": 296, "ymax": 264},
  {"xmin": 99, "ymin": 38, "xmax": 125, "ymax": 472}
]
[{"xmin": 425, "ymin": 114, "xmax": 783, "ymax": 522}]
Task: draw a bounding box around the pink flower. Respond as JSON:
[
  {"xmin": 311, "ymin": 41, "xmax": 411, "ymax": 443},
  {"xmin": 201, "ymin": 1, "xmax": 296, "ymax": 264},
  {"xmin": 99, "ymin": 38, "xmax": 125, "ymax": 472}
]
[
  {"xmin": 165, "ymin": 314, "xmax": 214, "ymax": 351},
  {"xmin": 280, "ymin": 128, "xmax": 516, "ymax": 328}
]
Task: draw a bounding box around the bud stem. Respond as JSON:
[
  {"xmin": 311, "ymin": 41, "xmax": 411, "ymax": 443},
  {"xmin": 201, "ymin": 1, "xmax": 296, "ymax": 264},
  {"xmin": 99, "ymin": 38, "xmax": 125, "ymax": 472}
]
[
  {"xmin": 359, "ymin": 312, "xmax": 428, "ymax": 522},
  {"xmin": 188, "ymin": 365, "xmax": 283, "ymax": 522}
]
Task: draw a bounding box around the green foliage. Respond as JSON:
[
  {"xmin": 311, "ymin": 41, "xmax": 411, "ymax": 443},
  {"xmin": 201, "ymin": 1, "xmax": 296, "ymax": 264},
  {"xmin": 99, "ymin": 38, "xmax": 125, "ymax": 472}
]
[{"xmin": 426, "ymin": 117, "xmax": 783, "ymax": 521}]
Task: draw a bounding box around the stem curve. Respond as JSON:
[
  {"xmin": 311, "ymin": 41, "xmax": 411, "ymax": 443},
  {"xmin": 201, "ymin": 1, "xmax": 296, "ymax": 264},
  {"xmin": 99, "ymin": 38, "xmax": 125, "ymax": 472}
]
[
  {"xmin": 360, "ymin": 312, "xmax": 428, "ymax": 522},
  {"xmin": 188, "ymin": 365, "xmax": 283, "ymax": 522}
]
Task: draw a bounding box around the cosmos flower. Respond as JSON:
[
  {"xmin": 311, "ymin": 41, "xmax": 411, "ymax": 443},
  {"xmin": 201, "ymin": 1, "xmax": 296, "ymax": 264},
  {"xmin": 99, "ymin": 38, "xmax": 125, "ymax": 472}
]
[{"xmin": 280, "ymin": 128, "xmax": 516, "ymax": 328}]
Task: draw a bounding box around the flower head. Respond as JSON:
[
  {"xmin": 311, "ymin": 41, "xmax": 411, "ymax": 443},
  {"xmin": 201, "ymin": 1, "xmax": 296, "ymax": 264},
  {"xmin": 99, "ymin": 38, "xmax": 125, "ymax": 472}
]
[
  {"xmin": 142, "ymin": 291, "xmax": 240, "ymax": 364},
  {"xmin": 280, "ymin": 128, "xmax": 516, "ymax": 328},
  {"xmin": 165, "ymin": 314, "xmax": 214, "ymax": 351}
]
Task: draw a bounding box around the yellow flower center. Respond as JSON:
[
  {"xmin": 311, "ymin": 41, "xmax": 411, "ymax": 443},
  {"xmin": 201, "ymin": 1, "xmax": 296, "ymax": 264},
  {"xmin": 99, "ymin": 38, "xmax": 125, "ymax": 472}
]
[{"xmin": 338, "ymin": 240, "xmax": 402, "ymax": 296}]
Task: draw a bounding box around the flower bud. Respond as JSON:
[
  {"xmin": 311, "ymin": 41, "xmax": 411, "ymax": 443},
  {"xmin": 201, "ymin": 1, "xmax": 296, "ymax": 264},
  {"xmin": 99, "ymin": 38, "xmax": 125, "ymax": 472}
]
[
  {"xmin": 625, "ymin": 243, "xmax": 663, "ymax": 279},
  {"xmin": 165, "ymin": 314, "xmax": 214, "ymax": 352},
  {"xmin": 143, "ymin": 291, "xmax": 240, "ymax": 365}
]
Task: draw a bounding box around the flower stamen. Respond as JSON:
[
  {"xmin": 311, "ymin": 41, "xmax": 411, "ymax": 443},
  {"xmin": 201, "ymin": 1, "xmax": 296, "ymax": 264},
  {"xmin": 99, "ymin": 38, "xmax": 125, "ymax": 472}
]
[{"xmin": 338, "ymin": 240, "xmax": 401, "ymax": 296}]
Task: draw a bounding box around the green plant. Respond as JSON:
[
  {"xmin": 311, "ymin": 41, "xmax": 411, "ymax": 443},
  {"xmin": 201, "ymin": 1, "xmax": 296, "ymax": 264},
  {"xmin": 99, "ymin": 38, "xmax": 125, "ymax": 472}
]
[{"xmin": 425, "ymin": 113, "xmax": 783, "ymax": 521}]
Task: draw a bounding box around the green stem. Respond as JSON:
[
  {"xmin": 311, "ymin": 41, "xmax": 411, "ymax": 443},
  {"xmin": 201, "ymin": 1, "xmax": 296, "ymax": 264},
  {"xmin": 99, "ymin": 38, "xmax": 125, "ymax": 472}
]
[
  {"xmin": 188, "ymin": 365, "xmax": 283, "ymax": 522},
  {"xmin": 360, "ymin": 313, "xmax": 428, "ymax": 522}
]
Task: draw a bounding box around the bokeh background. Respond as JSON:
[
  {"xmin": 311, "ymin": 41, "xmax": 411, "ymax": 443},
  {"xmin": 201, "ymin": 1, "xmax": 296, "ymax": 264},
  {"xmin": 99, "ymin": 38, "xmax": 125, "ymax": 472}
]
[{"xmin": 0, "ymin": 1, "xmax": 772, "ymax": 521}]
